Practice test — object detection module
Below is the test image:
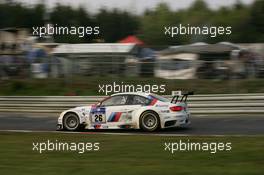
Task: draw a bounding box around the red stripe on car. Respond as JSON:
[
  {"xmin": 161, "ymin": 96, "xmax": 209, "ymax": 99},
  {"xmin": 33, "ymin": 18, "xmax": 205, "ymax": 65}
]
[
  {"xmin": 149, "ymin": 99, "xmax": 158, "ymax": 106},
  {"xmin": 114, "ymin": 112, "xmax": 122, "ymax": 122}
]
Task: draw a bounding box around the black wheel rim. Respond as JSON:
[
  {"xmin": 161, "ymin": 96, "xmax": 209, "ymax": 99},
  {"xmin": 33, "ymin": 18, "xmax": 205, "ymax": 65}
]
[
  {"xmin": 66, "ymin": 115, "xmax": 78, "ymax": 129},
  {"xmin": 142, "ymin": 113, "xmax": 157, "ymax": 130}
]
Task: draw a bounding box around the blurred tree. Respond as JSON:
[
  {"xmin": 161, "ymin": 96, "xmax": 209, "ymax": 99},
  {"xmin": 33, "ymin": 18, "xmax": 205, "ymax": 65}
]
[
  {"xmin": 27, "ymin": 4, "xmax": 46, "ymax": 27},
  {"xmin": 211, "ymin": 0, "xmax": 251, "ymax": 43},
  {"xmin": 50, "ymin": 4, "xmax": 95, "ymax": 43},
  {"xmin": 0, "ymin": 2, "xmax": 45, "ymax": 28},
  {"xmin": 189, "ymin": 0, "xmax": 208, "ymax": 11},
  {"xmin": 249, "ymin": 0, "xmax": 264, "ymax": 42},
  {"xmin": 0, "ymin": 0, "xmax": 263, "ymax": 45},
  {"xmin": 140, "ymin": 3, "xmax": 181, "ymax": 48},
  {"xmin": 95, "ymin": 8, "xmax": 139, "ymax": 42},
  {"xmin": 182, "ymin": 0, "xmax": 213, "ymax": 43}
]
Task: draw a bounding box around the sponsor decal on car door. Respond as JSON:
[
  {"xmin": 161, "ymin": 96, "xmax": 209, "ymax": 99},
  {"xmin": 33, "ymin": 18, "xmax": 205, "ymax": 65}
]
[{"xmin": 105, "ymin": 106, "xmax": 129, "ymax": 122}]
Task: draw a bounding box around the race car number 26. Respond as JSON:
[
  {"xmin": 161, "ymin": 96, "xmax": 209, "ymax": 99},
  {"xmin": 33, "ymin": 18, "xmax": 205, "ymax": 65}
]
[{"xmin": 91, "ymin": 114, "xmax": 106, "ymax": 123}]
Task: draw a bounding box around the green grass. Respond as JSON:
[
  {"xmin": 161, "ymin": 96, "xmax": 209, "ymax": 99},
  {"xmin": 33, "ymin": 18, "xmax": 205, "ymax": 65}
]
[
  {"xmin": 0, "ymin": 132, "xmax": 264, "ymax": 175},
  {"xmin": 0, "ymin": 77, "xmax": 264, "ymax": 95}
]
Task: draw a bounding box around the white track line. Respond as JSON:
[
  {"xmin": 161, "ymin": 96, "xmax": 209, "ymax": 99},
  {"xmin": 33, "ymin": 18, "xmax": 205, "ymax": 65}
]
[{"xmin": 0, "ymin": 129, "xmax": 263, "ymax": 137}]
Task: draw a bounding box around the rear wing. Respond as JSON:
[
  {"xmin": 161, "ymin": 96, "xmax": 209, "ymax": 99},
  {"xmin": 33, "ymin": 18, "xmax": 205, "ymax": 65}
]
[{"xmin": 171, "ymin": 91, "xmax": 194, "ymax": 103}]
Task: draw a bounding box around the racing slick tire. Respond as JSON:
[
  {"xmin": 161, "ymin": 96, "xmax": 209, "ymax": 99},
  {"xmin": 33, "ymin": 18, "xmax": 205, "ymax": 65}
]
[
  {"xmin": 140, "ymin": 111, "xmax": 160, "ymax": 132},
  {"xmin": 63, "ymin": 112, "xmax": 81, "ymax": 131}
]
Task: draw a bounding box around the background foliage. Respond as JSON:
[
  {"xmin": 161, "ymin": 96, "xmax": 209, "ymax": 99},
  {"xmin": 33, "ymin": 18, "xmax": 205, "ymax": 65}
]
[{"xmin": 0, "ymin": 0, "xmax": 263, "ymax": 46}]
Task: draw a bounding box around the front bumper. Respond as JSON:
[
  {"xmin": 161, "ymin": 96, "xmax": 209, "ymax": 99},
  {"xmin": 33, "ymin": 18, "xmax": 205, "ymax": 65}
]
[{"xmin": 56, "ymin": 124, "xmax": 63, "ymax": 130}]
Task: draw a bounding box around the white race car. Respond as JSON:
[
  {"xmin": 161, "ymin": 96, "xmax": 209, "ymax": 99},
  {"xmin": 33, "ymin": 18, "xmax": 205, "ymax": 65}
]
[{"xmin": 57, "ymin": 91, "xmax": 193, "ymax": 132}]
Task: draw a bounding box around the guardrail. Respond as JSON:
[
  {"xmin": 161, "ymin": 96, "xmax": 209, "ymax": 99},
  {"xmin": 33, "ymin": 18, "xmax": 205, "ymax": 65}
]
[{"xmin": 0, "ymin": 93, "xmax": 264, "ymax": 114}]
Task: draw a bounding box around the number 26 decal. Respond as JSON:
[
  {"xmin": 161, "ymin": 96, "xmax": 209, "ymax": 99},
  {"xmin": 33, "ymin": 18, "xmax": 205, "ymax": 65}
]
[{"xmin": 94, "ymin": 114, "xmax": 103, "ymax": 122}]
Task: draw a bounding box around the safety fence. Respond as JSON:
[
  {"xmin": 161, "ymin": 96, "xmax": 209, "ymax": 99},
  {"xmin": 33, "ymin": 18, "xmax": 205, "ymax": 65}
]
[
  {"xmin": 0, "ymin": 93, "xmax": 264, "ymax": 114},
  {"xmin": 1, "ymin": 59, "xmax": 264, "ymax": 79}
]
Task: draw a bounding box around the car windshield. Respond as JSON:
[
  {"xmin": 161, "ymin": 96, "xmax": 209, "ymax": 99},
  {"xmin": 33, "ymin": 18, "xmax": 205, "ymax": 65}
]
[
  {"xmin": 100, "ymin": 95, "xmax": 128, "ymax": 106},
  {"xmin": 150, "ymin": 94, "xmax": 170, "ymax": 102}
]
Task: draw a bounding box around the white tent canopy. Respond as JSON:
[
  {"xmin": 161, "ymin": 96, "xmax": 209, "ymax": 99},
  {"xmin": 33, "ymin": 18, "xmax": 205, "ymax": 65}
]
[
  {"xmin": 52, "ymin": 43, "xmax": 137, "ymax": 54},
  {"xmin": 162, "ymin": 42, "xmax": 241, "ymax": 54}
]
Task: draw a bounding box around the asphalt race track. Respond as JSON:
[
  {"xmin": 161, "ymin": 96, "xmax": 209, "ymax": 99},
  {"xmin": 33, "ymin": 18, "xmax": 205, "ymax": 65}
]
[{"xmin": 0, "ymin": 113, "xmax": 263, "ymax": 135}]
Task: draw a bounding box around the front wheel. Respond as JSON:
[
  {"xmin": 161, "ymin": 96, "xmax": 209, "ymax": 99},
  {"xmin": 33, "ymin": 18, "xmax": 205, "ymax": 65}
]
[
  {"xmin": 63, "ymin": 113, "xmax": 80, "ymax": 131},
  {"xmin": 140, "ymin": 111, "xmax": 160, "ymax": 132}
]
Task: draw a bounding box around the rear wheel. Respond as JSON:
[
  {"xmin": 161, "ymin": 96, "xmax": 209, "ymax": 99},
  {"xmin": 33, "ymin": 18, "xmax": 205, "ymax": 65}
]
[
  {"xmin": 140, "ymin": 111, "xmax": 160, "ymax": 132},
  {"xmin": 63, "ymin": 113, "xmax": 80, "ymax": 131}
]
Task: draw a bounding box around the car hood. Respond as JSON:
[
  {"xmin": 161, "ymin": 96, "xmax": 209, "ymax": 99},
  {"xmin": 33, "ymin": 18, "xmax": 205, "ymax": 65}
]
[{"xmin": 66, "ymin": 105, "xmax": 93, "ymax": 114}]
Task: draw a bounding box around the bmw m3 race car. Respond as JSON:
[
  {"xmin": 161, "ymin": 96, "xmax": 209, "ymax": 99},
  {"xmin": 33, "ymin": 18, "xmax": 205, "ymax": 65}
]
[{"xmin": 57, "ymin": 91, "xmax": 193, "ymax": 132}]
